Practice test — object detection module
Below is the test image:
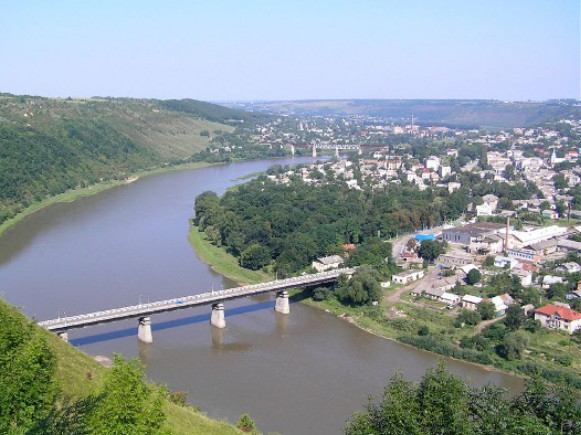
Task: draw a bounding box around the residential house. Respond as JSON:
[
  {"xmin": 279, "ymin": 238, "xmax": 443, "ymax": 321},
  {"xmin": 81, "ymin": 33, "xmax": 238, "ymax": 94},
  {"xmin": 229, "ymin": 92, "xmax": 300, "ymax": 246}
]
[
  {"xmin": 392, "ymin": 269, "xmax": 425, "ymax": 284},
  {"xmin": 542, "ymin": 275, "xmax": 564, "ymax": 288},
  {"xmin": 556, "ymin": 262, "xmax": 581, "ymax": 274},
  {"xmin": 534, "ymin": 304, "xmax": 581, "ymax": 334},
  {"xmin": 440, "ymin": 292, "xmax": 461, "ymax": 305},
  {"xmin": 512, "ymin": 268, "xmax": 533, "ymax": 286},
  {"xmin": 489, "ymin": 294, "xmax": 515, "ymax": 316},
  {"xmin": 462, "ymin": 295, "xmax": 483, "ymax": 310},
  {"xmin": 494, "ymin": 256, "xmax": 519, "ymax": 269}
]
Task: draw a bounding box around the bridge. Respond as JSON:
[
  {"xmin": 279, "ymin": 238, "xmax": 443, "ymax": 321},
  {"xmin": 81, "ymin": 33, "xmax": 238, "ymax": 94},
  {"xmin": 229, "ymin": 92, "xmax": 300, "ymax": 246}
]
[
  {"xmin": 38, "ymin": 268, "xmax": 356, "ymax": 343},
  {"xmin": 311, "ymin": 143, "xmax": 361, "ymax": 158}
]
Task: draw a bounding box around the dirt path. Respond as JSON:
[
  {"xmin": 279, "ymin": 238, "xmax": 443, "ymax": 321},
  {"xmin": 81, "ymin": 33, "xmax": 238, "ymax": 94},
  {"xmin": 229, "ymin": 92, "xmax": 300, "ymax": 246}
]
[
  {"xmin": 384, "ymin": 266, "xmax": 440, "ymax": 304},
  {"xmin": 475, "ymin": 315, "xmax": 506, "ymax": 332}
]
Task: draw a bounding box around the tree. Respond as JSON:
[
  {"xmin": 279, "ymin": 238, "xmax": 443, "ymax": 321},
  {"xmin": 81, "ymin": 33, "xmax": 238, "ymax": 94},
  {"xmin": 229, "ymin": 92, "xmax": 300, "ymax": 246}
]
[
  {"xmin": 504, "ymin": 304, "xmax": 526, "ymax": 331},
  {"xmin": 336, "ymin": 266, "xmax": 382, "ymax": 306},
  {"xmin": 483, "ymin": 256, "xmax": 495, "ymax": 267},
  {"xmin": 546, "ymin": 283, "xmax": 568, "ymax": 300},
  {"xmin": 344, "ymin": 363, "xmax": 570, "ymax": 435},
  {"xmin": 417, "ymin": 240, "xmax": 446, "ymax": 263},
  {"xmin": 0, "ymin": 301, "xmax": 58, "ymax": 435},
  {"xmin": 240, "ymin": 243, "xmax": 271, "ymax": 270},
  {"xmin": 496, "ymin": 331, "xmax": 528, "ymax": 360},
  {"xmin": 466, "ymin": 269, "xmax": 482, "ymax": 285},
  {"xmin": 477, "ymin": 300, "xmax": 496, "ymax": 320},
  {"xmin": 455, "ymin": 309, "xmax": 481, "ymax": 327},
  {"xmin": 86, "ymin": 355, "xmax": 166, "ymax": 435},
  {"xmin": 237, "ymin": 413, "xmax": 258, "ymax": 434}
]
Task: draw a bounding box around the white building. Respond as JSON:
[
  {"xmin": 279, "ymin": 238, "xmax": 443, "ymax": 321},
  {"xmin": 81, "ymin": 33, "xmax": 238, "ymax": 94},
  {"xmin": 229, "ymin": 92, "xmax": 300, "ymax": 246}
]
[{"xmin": 311, "ymin": 255, "xmax": 345, "ymax": 272}]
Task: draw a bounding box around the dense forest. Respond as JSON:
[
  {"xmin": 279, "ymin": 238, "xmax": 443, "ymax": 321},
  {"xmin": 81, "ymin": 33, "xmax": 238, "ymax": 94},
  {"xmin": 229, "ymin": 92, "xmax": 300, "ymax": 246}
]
[
  {"xmin": 345, "ymin": 363, "xmax": 580, "ymax": 435},
  {"xmin": 193, "ymin": 174, "xmax": 468, "ymax": 275},
  {"xmin": 0, "ymin": 94, "xmax": 271, "ymax": 225}
]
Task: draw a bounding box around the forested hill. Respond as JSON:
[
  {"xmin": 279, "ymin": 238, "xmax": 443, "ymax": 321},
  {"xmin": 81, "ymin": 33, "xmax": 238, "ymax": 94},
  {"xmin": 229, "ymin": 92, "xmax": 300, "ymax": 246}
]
[{"xmin": 0, "ymin": 94, "xmax": 269, "ymax": 224}]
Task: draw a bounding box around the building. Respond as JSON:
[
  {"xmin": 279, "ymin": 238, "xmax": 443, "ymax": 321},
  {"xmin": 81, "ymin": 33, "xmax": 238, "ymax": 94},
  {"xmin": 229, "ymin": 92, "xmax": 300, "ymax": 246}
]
[
  {"xmin": 507, "ymin": 248, "xmax": 541, "ymax": 263},
  {"xmin": 442, "ymin": 222, "xmax": 505, "ymax": 246},
  {"xmin": 462, "ymin": 295, "xmax": 483, "ymax": 310},
  {"xmin": 557, "ymin": 239, "xmax": 581, "ymax": 254},
  {"xmin": 556, "ymin": 262, "xmax": 581, "ymax": 274},
  {"xmin": 392, "ymin": 269, "xmax": 425, "ymax": 284},
  {"xmin": 489, "ymin": 294, "xmax": 515, "ymax": 316},
  {"xmin": 512, "ymin": 268, "xmax": 533, "ymax": 286},
  {"xmin": 311, "ymin": 255, "xmax": 345, "ymax": 272},
  {"xmin": 509, "ymin": 225, "xmax": 567, "ymax": 248},
  {"xmin": 437, "ymin": 253, "xmax": 474, "ymax": 267},
  {"xmin": 534, "ymin": 304, "xmax": 581, "ymax": 334},
  {"xmin": 494, "ymin": 256, "xmax": 519, "ymax": 269}
]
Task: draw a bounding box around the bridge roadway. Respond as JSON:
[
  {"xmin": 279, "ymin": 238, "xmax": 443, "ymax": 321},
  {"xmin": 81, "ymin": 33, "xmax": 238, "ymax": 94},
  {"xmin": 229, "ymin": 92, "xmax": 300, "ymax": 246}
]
[{"xmin": 38, "ymin": 268, "xmax": 356, "ymax": 333}]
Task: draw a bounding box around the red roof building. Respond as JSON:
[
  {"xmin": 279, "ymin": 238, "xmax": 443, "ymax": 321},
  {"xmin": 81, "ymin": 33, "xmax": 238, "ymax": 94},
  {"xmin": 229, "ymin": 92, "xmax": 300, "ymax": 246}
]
[{"xmin": 534, "ymin": 304, "xmax": 581, "ymax": 334}]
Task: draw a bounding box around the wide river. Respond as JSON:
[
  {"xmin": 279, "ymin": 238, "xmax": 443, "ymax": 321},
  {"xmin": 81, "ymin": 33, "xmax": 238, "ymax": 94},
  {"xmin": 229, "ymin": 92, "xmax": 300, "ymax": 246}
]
[{"xmin": 0, "ymin": 157, "xmax": 523, "ymax": 435}]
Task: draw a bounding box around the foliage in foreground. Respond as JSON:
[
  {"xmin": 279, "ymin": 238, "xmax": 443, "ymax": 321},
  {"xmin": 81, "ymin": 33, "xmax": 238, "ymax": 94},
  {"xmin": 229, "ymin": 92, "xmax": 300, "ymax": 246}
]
[
  {"xmin": 344, "ymin": 363, "xmax": 580, "ymax": 435},
  {"xmin": 0, "ymin": 299, "xmax": 167, "ymax": 435}
]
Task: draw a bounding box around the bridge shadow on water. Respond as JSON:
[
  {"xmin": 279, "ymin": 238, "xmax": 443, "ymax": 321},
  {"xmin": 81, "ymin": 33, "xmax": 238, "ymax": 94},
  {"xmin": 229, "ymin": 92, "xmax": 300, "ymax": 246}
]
[{"xmin": 70, "ymin": 300, "xmax": 275, "ymax": 347}]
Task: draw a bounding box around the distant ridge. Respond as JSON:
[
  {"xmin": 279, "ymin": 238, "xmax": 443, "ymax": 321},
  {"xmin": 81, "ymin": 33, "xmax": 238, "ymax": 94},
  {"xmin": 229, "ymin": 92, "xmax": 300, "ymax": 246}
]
[{"xmin": 226, "ymin": 99, "xmax": 579, "ymax": 128}]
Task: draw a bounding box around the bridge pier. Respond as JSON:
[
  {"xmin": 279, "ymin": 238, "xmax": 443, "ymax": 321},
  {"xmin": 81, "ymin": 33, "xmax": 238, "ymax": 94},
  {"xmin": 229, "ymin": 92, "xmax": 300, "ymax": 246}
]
[
  {"xmin": 138, "ymin": 317, "xmax": 153, "ymax": 343},
  {"xmin": 58, "ymin": 331, "xmax": 69, "ymax": 342},
  {"xmin": 275, "ymin": 291, "xmax": 290, "ymax": 314},
  {"xmin": 312, "ymin": 144, "xmax": 317, "ymax": 158},
  {"xmin": 211, "ymin": 303, "xmax": 226, "ymax": 329}
]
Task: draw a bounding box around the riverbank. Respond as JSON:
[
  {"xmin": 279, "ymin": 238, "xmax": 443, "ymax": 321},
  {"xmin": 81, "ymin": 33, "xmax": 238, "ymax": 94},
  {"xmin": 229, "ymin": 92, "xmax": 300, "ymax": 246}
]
[
  {"xmin": 189, "ymin": 225, "xmax": 581, "ymax": 390},
  {"xmin": 188, "ymin": 224, "xmax": 271, "ymax": 285},
  {"xmin": 0, "ymin": 161, "xmax": 221, "ymax": 238}
]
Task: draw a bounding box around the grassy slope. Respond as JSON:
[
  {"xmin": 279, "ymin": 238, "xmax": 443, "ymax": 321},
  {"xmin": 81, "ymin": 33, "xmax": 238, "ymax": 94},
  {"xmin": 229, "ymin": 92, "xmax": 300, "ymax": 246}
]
[
  {"xmin": 189, "ymin": 224, "xmax": 271, "ymax": 284},
  {"xmin": 25, "ymin": 306, "xmax": 244, "ymax": 435}
]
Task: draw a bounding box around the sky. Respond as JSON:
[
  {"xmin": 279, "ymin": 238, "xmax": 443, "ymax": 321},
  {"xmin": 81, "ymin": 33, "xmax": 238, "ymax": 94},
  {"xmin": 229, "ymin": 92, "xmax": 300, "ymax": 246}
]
[{"xmin": 0, "ymin": 0, "xmax": 579, "ymax": 101}]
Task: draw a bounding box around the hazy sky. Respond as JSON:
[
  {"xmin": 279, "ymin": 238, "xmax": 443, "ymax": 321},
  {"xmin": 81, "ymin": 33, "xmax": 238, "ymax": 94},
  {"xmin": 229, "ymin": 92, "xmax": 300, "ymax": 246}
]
[{"xmin": 1, "ymin": 0, "xmax": 579, "ymax": 101}]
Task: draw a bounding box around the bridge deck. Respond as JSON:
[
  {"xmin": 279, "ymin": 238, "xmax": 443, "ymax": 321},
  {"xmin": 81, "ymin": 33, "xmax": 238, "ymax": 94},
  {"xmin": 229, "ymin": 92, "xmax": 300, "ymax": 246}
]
[{"xmin": 38, "ymin": 268, "xmax": 355, "ymax": 332}]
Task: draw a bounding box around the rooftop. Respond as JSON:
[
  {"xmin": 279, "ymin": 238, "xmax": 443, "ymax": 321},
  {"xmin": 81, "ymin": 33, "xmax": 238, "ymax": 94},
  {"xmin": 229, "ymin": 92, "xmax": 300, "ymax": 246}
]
[{"xmin": 535, "ymin": 304, "xmax": 581, "ymax": 321}]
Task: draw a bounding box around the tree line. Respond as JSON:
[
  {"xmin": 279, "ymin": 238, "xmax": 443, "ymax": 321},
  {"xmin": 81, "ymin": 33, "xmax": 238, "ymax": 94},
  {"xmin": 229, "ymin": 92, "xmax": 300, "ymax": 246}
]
[{"xmin": 194, "ymin": 175, "xmax": 469, "ymax": 276}]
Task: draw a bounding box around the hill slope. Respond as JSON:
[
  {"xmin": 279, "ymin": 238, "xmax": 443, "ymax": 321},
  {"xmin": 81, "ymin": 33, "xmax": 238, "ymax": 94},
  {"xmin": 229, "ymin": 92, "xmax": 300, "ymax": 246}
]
[{"xmin": 0, "ymin": 94, "xmax": 267, "ymax": 224}]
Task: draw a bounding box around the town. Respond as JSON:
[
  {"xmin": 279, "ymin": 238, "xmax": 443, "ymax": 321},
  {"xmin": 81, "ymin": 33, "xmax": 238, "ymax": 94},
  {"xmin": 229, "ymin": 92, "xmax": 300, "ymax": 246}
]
[{"xmin": 246, "ymin": 115, "xmax": 581, "ymax": 339}]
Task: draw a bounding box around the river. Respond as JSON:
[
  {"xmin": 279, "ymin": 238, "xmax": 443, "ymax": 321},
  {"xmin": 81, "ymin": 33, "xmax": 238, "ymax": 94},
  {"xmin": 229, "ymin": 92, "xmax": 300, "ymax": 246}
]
[{"xmin": 0, "ymin": 157, "xmax": 524, "ymax": 435}]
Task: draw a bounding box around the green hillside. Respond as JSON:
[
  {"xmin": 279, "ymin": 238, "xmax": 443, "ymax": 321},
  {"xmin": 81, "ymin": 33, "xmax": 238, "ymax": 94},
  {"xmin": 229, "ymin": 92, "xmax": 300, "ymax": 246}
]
[
  {"xmin": 0, "ymin": 94, "xmax": 269, "ymax": 225},
  {"xmin": 0, "ymin": 298, "xmax": 244, "ymax": 435}
]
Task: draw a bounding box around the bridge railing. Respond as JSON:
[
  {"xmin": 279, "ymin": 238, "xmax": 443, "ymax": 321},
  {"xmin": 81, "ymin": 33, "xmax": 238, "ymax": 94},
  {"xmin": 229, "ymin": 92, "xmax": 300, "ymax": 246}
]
[{"xmin": 38, "ymin": 268, "xmax": 355, "ymax": 329}]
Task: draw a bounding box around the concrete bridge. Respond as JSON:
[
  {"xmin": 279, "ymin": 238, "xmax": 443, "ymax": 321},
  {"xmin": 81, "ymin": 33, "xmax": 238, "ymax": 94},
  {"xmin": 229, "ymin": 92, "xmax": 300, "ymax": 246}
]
[
  {"xmin": 311, "ymin": 144, "xmax": 361, "ymax": 158},
  {"xmin": 38, "ymin": 268, "xmax": 356, "ymax": 343}
]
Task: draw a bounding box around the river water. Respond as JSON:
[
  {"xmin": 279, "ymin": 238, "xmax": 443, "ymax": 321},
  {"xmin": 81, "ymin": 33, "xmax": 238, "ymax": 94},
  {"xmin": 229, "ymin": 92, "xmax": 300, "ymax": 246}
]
[{"xmin": 0, "ymin": 157, "xmax": 523, "ymax": 435}]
